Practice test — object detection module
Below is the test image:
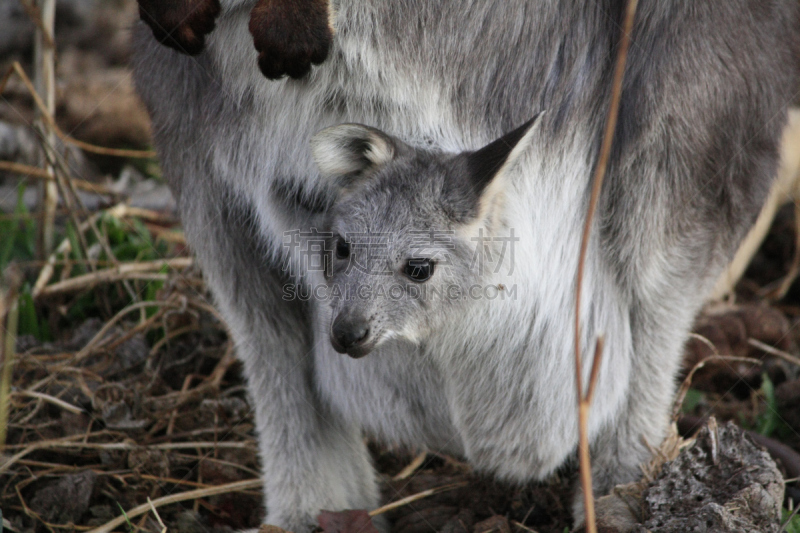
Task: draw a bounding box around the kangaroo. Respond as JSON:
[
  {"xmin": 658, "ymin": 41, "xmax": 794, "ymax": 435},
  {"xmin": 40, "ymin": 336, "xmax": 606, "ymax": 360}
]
[{"xmin": 131, "ymin": 1, "xmax": 800, "ymax": 530}]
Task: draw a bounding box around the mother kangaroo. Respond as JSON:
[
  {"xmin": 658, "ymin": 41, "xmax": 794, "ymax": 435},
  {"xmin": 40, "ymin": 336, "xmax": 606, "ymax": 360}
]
[{"xmin": 131, "ymin": 1, "xmax": 800, "ymax": 530}]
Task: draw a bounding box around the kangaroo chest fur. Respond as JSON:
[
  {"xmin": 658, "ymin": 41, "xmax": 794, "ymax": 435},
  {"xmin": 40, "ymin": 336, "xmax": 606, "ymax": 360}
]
[{"xmin": 132, "ymin": 0, "xmax": 799, "ymax": 529}]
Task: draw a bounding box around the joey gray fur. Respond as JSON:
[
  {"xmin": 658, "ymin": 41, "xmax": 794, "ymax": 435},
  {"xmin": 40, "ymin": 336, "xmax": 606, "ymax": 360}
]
[{"xmin": 131, "ymin": 1, "xmax": 800, "ymax": 530}]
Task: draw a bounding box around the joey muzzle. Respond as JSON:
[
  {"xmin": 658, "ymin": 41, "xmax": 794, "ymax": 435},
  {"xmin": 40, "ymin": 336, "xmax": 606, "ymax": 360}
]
[{"xmin": 331, "ymin": 313, "xmax": 373, "ymax": 358}]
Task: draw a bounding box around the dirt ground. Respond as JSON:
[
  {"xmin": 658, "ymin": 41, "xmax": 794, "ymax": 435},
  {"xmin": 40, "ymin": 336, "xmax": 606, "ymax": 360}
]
[{"xmin": 1, "ymin": 2, "xmax": 799, "ymax": 532}]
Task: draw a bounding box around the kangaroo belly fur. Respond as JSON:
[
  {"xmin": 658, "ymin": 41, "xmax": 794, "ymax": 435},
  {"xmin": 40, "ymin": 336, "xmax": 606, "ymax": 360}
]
[{"xmin": 132, "ymin": 0, "xmax": 800, "ymax": 529}]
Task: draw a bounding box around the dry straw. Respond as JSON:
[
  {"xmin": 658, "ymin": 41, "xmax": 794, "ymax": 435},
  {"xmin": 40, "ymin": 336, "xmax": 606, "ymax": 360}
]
[{"xmin": 573, "ymin": 0, "xmax": 640, "ymax": 531}]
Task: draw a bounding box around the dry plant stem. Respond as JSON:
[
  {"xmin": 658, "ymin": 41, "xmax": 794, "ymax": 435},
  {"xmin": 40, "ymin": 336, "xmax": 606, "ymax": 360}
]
[
  {"xmin": 102, "ymin": 305, "xmax": 170, "ymax": 353},
  {"xmin": 33, "ymin": 0, "xmax": 57, "ymax": 257},
  {"xmin": 19, "ymin": 0, "xmax": 54, "ymax": 48},
  {"xmin": 1, "ymin": 62, "xmax": 157, "ymax": 159},
  {"xmin": 511, "ymin": 521, "xmax": 539, "ymax": 533},
  {"xmin": 85, "ymin": 479, "xmax": 262, "ymax": 533},
  {"xmin": 74, "ymin": 299, "xmax": 182, "ymax": 362},
  {"xmin": 147, "ymin": 498, "xmax": 167, "ymax": 533},
  {"xmin": 577, "ymin": 338, "xmax": 606, "ymax": 531},
  {"xmin": 38, "ymin": 140, "xmax": 143, "ymax": 304},
  {"xmin": 32, "ymin": 202, "xmax": 131, "ymax": 298},
  {"xmin": 39, "ymin": 271, "xmax": 169, "ymax": 297},
  {"xmin": 747, "ymin": 338, "xmax": 800, "ymax": 367},
  {"xmin": 671, "ymin": 350, "xmax": 763, "ymax": 422},
  {"xmin": 0, "ymin": 161, "xmax": 115, "ymax": 194},
  {"xmin": 369, "ymin": 482, "xmax": 469, "ymax": 517},
  {"xmin": 148, "ymin": 324, "xmax": 198, "ymax": 356},
  {"xmin": 3, "ymin": 439, "xmax": 256, "ymax": 452},
  {"xmin": 208, "ymin": 341, "xmax": 236, "ymax": 387},
  {"xmin": 39, "ymin": 144, "xmax": 94, "ymax": 270},
  {"xmin": 15, "ymin": 298, "xmax": 180, "ymax": 394},
  {"xmin": 14, "ymin": 390, "xmax": 83, "ymax": 415},
  {"xmin": 0, "ymin": 269, "xmax": 22, "ymax": 449},
  {"xmin": 392, "ymin": 452, "xmax": 428, "ymax": 481},
  {"xmin": 573, "ymin": 1, "xmax": 638, "ymax": 531},
  {"xmin": 0, "ymin": 439, "xmax": 256, "ymax": 474},
  {"xmin": 166, "ymin": 374, "xmax": 197, "ymax": 436}
]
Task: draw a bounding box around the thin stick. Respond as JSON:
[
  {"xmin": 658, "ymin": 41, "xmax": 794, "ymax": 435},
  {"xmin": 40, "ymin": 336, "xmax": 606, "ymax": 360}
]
[
  {"xmin": 32, "ymin": 0, "xmax": 57, "ymax": 257},
  {"xmin": 0, "ymin": 267, "xmax": 23, "ymax": 449},
  {"xmin": 39, "ymin": 142, "xmax": 94, "ymax": 271},
  {"xmin": 37, "ymin": 264, "xmax": 187, "ymax": 298},
  {"xmin": 585, "ymin": 336, "xmax": 605, "ymax": 406},
  {"xmin": 73, "ymin": 299, "xmax": 182, "ymax": 362},
  {"xmin": 0, "ymin": 161, "xmax": 114, "ymax": 194},
  {"xmin": 747, "ymin": 338, "xmax": 800, "ymax": 367},
  {"xmin": 147, "ymin": 498, "xmax": 167, "ymax": 533},
  {"xmin": 18, "ymin": 0, "xmax": 54, "ymax": 48},
  {"xmin": 576, "ymin": 341, "xmax": 603, "ymax": 532},
  {"xmin": 14, "ymin": 390, "xmax": 84, "ymax": 415},
  {"xmin": 37, "ymin": 138, "xmax": 144, "ymax": 305},
  {"xmin": 31, "ymin": 202, "xmax": 130, "ymax": 298},
  {"xmin": 85, "ymin": 479, "xmax": 261, "ymax": 533},
  {"xmin": 0, "ymin": 439, "xmax": 256, "ymax": 474},
  {"xmin": 670, "ymin": 340, "xmax": 763, "ymax": 421},
  {"xmin": 368, "ymin": 482, "xmax": 468, "ymax": 516},
  {"xmin": 573, "ymin": 1, "xmax": 639, "ymax": 531},
  {"xmin": 392, "ymin": 452, "xmax": 428, "ymax": 481}
]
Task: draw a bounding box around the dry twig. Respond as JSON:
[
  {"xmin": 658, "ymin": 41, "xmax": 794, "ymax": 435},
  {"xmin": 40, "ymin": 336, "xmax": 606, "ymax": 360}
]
[
  {"xmin": 392, "ymin": 452, "xmax": 428, "ymax": 481},
  {"xmin": 747, "ymin": 338, "xmax": 800, "ymax": 367},
  {"xmin": 32, "ymin": 0, "xmax": 57, "ymax": 257},
  {"xmin": 0, "ymin": 267, "xmax": 23, "ymax": 449},
  {"xmin": 86, "ymin": 479, "xmax": 262, "ymax": 533},
  {"xmin": 36, "ymin": 258, "xmax": 192, "ymax": 297},
  {"xmin": 572, "ymin": 1, "xmax": 639, "ymax": 531},
  {"xmin": 369, "ymin": 482, "xmax": 469, "ymax": 517}
]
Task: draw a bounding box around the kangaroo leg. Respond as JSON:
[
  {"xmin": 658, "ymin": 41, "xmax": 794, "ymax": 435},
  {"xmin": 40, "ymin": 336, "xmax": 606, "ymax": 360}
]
[{"xmin": 180, "ymin": 182, "xmax": 381, "ymax": 531}]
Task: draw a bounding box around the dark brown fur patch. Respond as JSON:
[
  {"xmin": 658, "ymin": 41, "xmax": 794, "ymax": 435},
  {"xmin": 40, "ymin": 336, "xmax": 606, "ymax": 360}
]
[
  {"xmin": 248, "ymin": 0, "xmax": 333, "ymax": 80},
  {"xmin": 137, "ymin": 0, "xmax": 221, "ymax": 56}
]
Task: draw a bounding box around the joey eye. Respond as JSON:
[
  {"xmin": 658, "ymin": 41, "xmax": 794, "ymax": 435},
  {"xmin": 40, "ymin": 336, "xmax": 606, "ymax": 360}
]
[
  {"xmin": 404, "ymin": 258, "xmax": 435, "ymax": 283},
  {"xmin": 335, "ymin": 237, "xmax": 350, "ymax": 260}
]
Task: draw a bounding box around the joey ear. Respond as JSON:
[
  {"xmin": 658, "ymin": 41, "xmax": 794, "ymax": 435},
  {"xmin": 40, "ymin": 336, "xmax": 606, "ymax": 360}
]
[
  {"xmin": 311, "ymin": 124, "xmax": 404, "ymax": 185},
  {"xmin": 466, "ymin": 113, "xmax": 542, "ymax": 197}
]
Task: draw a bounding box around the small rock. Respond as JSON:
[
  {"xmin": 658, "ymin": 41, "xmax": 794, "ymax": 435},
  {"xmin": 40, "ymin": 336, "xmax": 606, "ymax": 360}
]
[
  {"xmin": 60, "ymin": 410, "xmax": 92, "ymax": 436},
  {"xmin": 473, "ymin": 515, "xmax": 511, "ymax": 533},
  {"xmin": 441, "ymin": 509, "xmax": 475, "ymax": 533},
  {"xmin": 640, "ymin": 421, "xmax": 784, "ymax": 532},
  {"xmin": 174, "ymin": 511, "xmax": 214, "ymax": 533},
  {"xmin": 112, "ymin": 333, "xmax": 149, "ymax": 374},
  {"xmin": 92, "ymin": 383, "xmax": 148, "ymax": 430},
  {"xmin": 127, "ymin": 447, "xmax": 170, "ymax": 478},
  {"xmin": 29, "ymin": 470, "xmax": 97, "ymax": 524}
]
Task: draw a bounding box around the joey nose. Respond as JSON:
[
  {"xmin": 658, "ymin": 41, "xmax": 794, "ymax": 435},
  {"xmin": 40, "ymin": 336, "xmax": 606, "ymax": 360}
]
[{"xmin": 331, "ymin": 315, "xmax": 371, "ymax": 357}]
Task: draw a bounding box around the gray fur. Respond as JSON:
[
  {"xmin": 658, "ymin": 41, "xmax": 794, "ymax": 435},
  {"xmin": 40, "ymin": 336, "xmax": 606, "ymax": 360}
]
[{"xmin": 131, "ymin": 1, "xmax": 800, "ymax": 530}]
